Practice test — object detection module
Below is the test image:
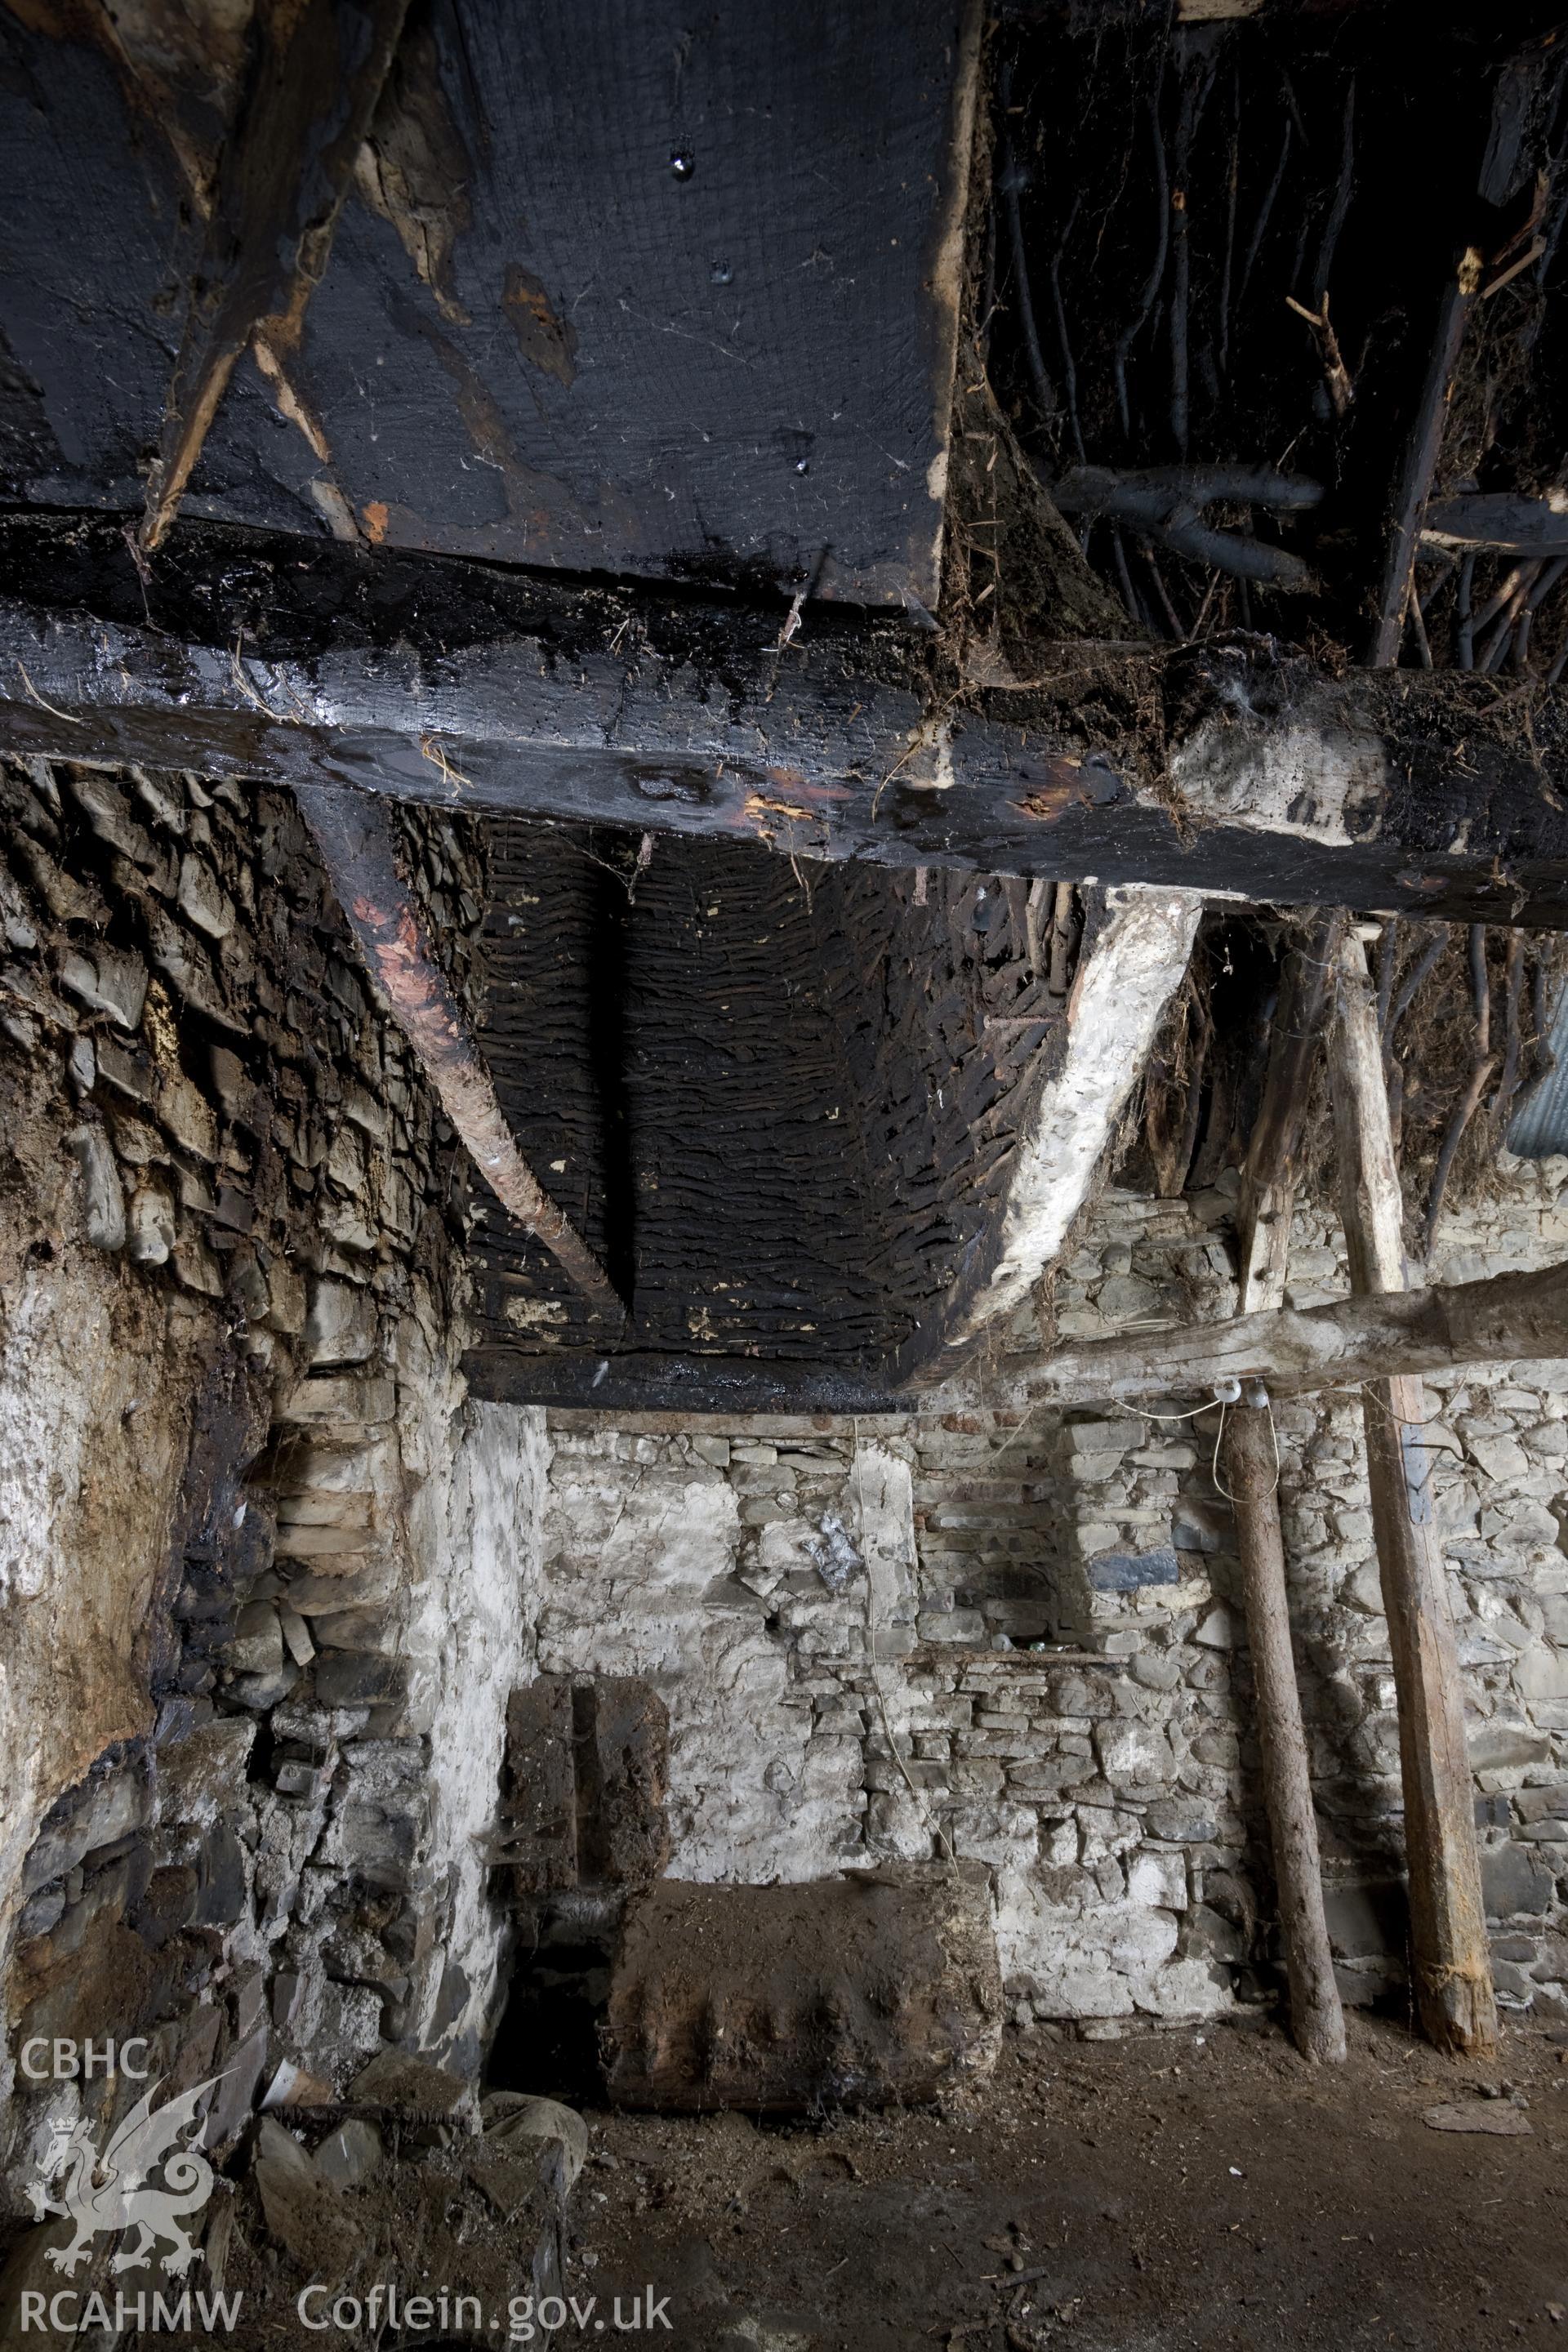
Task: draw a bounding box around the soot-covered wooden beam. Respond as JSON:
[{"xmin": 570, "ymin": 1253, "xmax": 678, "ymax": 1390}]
[
  {"xmin": 4, "ymin": 519, "xmax": 1568, "ymax": 923},
  {"xmin": 2, "ymin": 0, "xmax": 979, "ymax": 599}
]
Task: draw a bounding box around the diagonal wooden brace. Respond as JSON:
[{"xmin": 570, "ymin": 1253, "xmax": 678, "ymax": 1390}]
[{"xmin": 295, "ymin": 782, "xmax": 626, "ymax": 1327}]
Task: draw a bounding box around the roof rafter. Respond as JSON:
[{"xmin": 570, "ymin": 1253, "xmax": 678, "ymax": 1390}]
[{"xmin": 296, "ymin": 783, "xmax": 626, "ymax": 1328}]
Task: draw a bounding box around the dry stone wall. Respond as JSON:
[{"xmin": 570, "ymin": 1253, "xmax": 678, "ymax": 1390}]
[
  {"xmin": 542, "ymin": 1162, "xmax": 1568, "ymax": 2038},
  {"xmin": 0, "ymin": 760, "xmax": 538, "ymax": 2223},
  {"xmin": 1036, "ymin": 1166, "xmax": 1568, "ymax": 2021},
  {"xmin": 541, "ymin": 1414, "xmax": 1247, "ymax": 2030}
]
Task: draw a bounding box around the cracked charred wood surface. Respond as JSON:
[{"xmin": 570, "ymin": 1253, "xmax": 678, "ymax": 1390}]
[
  {"xmin": 1224, "ymin": 919, "xmax": 1345, "ymax": 2067},
  {"xmin": 1327, "ymin": 929, "xmax": 1497, "ymax": 2057},
  {"xmin": 140, "ymin": 0, "xmax": 411, "ymax": 550},
  {"xmin": 1021, "ymin": 1258, "xmax": 1568, "ymax": 1405},
  {"xmin": 295, "ymin": 783, "xmax": 626, "ymax": 1325},
  {"xmin": 2, "ymin": 0, "xmax": 978, "ymax": 602},
  {"xmin": 3, "ymin": 523, "xmax": 1568, "ymax": 920}
]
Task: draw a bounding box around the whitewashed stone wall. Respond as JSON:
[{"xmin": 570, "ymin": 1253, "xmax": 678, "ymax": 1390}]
[
  {"xmin": 541, "ymin": 1412, "xmax": 1244, "ymax": 2030},
  {"xmin": 405, "ymin": 1381, "xmax": 547, "ymax": 2067},
  {"xmin": 243, "ymin": 1343, "xmax": 546, "ymax": 2091}
]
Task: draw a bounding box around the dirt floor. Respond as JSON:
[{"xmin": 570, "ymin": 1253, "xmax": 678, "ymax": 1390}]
[{"xmin": 568, "ymin": 2013, "xmax": 1568, "ymax": 2352}]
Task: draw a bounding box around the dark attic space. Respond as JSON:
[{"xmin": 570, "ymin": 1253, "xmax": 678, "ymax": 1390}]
[{"xmin": 6, "ymin": 3, "xmax": 1568, "ymax": 2350}]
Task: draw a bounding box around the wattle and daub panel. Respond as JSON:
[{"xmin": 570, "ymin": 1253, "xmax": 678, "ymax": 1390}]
[{"xmin": 463, "ymin": 829, "xmax": 1073, "ymax": 1404}]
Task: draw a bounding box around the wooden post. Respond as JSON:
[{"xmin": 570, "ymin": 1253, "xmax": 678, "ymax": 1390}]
[
  {"xmin": 1327, "ymin": 928, "xmax": 1498, "ymax": 2055},
  {"xmin": 1223, "ymin": 923, "xmax": 1346, "ymax": 2063},
  {"xmin": 1225, "ymin": 1396, "xmax": 1345, "ymax": 2061},
  {"xmin": 1367, "ymin": 247, "xmax": 1481, "ymax": 666}
]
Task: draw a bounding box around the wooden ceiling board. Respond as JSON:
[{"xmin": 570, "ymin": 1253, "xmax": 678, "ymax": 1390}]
[{"xmin": 0, "ymin": 0, "xmax": 981, "ymax": 606}]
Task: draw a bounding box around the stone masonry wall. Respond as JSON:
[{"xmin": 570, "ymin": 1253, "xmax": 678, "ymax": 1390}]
[
  {"xmin": 0, "ymin": 761, "xmax": 540, "ymax": 2225},
  {"xmin": 4, "ymin": 742, "xmax": 1566, "ymax": 2171},
  {"xmin": 541, "ymin": 1159, "xmax": 1568, "ymax": 2038}
]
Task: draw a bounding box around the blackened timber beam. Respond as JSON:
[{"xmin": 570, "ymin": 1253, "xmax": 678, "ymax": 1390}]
[
  {"xmin": 1368, "ymin": 29, "xmax": 1562, "ymax": 664},
  {"xmin": 140, "ymin": 0, "xmax": 410, "ymax": 550},
  {"xmin": 1366, "ymin": 250, "xmax": 1481, "ymax": 666},
  {"xmin": 5, "ymin": 520, "xmax": 1568, "ymax": 924},
  {"xmin": 1421, "ymin": 495, "xmax": 1568, "ymax": 559},
  {"xmin": 295, "ymin": 784, "xmax": 626, "ymax": 1327},
  {"xmin": 466, "ymin": 1250, "xmax": 1568, "ymax": 1412},
  {"xmin": 461, "ymin": 1348, "xmax": 919, "ymax": 1415}
]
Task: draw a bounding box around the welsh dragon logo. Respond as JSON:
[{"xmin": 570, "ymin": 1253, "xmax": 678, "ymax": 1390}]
[{"xmin": 25, "ymin": 2074, "xmax": 219, "ymax": 2277}]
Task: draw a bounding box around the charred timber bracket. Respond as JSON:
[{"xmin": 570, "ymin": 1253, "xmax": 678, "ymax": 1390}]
[
  {"xmin": 140, "ymin": 0, "xmax": 412, "ymax": 550},
  {"xmin": 294, "ymin": 782, "xmax": 626, "ymax": 1327},
  {"xmin": 4, "ymin": 520, "xmax": 1568, "ymax": 922}
]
